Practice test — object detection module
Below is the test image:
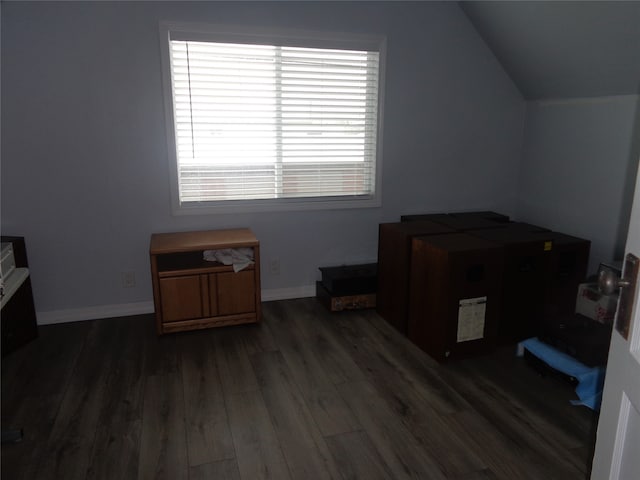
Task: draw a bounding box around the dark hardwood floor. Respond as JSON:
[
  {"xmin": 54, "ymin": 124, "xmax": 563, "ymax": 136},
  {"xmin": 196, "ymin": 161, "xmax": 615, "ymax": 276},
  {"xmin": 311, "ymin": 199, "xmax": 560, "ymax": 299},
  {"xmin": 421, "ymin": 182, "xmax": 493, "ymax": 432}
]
[{"xmin": 1, "ymin": 298, "xmax": 597, "ymax": 479}]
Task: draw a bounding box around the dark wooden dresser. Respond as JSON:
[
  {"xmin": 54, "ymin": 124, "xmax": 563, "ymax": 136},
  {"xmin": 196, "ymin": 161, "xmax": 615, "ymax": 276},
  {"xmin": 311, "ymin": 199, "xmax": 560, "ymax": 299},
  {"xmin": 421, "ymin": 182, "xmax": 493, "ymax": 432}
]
[{"xmin": 1, "ymin": 236, "xmax": 38, "ymax": 357}]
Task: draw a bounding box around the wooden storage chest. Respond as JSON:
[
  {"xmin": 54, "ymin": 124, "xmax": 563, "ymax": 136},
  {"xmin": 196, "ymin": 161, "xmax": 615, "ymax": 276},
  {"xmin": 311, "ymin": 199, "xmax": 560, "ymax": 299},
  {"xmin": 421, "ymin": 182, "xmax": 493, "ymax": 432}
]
[
  {"xmin": 408, "ymin": 233, "xmax": 503, "ymax": 362},
  {"xmin": 377, "ymin": 220, "xmax": 453, "ymax": 334}
]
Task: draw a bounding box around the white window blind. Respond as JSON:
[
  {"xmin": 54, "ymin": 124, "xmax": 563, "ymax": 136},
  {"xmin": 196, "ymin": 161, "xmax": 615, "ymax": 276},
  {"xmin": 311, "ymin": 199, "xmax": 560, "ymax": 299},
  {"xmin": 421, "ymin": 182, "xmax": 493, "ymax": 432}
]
[{"xmin": 167, "ymin": 38, "xmax": 381, "ymax": 205}]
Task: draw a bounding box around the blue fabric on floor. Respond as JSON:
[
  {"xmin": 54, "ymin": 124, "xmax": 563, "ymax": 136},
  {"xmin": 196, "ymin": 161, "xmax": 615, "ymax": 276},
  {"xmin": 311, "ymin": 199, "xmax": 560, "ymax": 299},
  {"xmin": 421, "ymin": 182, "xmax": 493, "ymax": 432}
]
[{"xmin": 518, "ymin": 337, "xmax": 606, "ymax": 411}]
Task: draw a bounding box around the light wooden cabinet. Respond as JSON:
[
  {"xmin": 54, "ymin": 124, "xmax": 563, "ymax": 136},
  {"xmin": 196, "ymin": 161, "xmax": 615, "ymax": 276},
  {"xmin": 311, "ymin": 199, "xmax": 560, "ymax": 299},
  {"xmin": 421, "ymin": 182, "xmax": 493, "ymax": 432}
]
[{"xmin": 150, "ymin": 229, "xmax": 261, "ymax": 335}]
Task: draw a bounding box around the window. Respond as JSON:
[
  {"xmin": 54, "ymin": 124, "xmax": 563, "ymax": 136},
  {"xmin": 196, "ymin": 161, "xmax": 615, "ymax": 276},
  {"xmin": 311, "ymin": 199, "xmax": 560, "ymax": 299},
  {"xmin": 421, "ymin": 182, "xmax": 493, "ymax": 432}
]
[{"xmin": 160, "ymin": 23, "xmax": 385, "ymax": 213}]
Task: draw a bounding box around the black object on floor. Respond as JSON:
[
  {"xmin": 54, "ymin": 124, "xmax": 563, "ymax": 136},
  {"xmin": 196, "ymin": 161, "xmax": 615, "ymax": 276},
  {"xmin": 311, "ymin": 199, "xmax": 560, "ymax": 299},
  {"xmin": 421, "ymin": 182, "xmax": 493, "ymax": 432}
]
[
  {"xmin": 319, "ymin": 263, "xmax": 377, "ymax": 296},
  {"xmin": 523, "ymin": 350, "xmax": 579, "ymax": 386},
  {"xmin": 1, "ymin": 428, "xmax": 23, "ymax": 444},
  {"xmin": 538, "ymin": 314, "xmax": 612, "ymax": 367}
]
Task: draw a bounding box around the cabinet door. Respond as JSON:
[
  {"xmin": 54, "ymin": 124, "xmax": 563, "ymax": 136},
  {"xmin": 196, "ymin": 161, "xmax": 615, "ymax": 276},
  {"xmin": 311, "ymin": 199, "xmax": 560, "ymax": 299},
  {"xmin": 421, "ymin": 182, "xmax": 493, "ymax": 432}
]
[
  {"xmin": 159, "ymin": 275, "xmax": 203, "ymax": 322},
  {"xmin": 217, "ymin": 270, "xmax": 256, "ymax": 315}
]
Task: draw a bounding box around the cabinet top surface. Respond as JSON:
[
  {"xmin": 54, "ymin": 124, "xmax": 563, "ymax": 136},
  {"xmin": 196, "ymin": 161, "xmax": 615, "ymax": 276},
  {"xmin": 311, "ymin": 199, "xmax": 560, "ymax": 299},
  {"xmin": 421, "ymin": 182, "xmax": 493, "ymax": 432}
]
[
  {"xmin": 413, "ymin": 233, "xmax": 502, "ymax": 252},
  {"xmin": 150, "ymin": 228, "xmax": 258, "ymax": 254},
  {"xmin": 380, "ymin": 220, "xmax": 454, "ymax": 236}
]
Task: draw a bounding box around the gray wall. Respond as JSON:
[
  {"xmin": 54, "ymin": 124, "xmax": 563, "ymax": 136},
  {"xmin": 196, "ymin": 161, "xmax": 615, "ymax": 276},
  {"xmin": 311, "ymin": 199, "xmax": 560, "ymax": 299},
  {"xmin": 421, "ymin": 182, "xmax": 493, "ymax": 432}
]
[
  {"xmin": 1, "ymin": 1, "xmax": 525, "ymax": 321},
  {"xmin": 517, "ymin": 95, "xmax": 640, "ymax": 274}
]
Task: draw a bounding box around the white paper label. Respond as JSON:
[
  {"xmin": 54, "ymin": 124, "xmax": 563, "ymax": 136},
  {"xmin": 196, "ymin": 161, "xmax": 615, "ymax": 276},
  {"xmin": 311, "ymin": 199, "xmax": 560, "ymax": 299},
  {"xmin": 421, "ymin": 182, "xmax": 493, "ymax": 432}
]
[{"xmin": 457, "ymin": 296, "xmax": 487, "ymax": 343}]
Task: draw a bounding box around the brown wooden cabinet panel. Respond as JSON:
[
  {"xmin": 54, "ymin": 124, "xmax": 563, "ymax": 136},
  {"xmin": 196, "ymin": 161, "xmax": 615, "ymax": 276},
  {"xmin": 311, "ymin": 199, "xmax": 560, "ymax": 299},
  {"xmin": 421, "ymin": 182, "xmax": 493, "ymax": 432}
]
[
  {"xmin": 207, "ymin": 273, "xmax": 218, "ymax": 317},
  {"xmin": 217, "ymin": 270, "xmax": 256, "ymax": 315},
  {"xmin": 159, "ymin": 275, "xmax": 204, "ymax": 322}
]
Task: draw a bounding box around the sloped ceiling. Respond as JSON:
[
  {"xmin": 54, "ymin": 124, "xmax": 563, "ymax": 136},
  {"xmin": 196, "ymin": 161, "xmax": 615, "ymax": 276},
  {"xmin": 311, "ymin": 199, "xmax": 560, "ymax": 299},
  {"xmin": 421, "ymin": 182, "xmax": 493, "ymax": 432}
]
[{"xmin": 459, "ymin": 1, "xmax": 640, "ymax": 100}]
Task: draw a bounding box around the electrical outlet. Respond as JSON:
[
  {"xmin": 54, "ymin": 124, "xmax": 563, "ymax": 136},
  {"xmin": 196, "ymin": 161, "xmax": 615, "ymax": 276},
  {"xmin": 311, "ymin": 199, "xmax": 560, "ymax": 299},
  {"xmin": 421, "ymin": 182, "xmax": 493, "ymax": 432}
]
[
  {"xmin": 122, "ymin": 271, "xmax": 136, "ymax": 288},
  {"xmin": 270, "ymin": 259, "xmax": 281, "ymax": 275}
]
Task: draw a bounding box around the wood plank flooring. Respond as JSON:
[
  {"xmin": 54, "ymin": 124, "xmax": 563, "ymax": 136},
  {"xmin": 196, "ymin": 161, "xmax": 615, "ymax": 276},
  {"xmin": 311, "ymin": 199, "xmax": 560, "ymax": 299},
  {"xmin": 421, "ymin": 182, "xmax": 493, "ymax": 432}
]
[{"xmin": 1, "ymin": 298, "xmax": 598, "ymax": 479}]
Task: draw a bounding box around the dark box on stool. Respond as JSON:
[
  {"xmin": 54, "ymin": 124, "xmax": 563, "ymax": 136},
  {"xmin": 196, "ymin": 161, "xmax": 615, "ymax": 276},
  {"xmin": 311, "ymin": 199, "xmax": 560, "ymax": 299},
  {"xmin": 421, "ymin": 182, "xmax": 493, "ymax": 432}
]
[{"xmin": 317, "ymin": 263, "xmax": 377, "ymax": 312}]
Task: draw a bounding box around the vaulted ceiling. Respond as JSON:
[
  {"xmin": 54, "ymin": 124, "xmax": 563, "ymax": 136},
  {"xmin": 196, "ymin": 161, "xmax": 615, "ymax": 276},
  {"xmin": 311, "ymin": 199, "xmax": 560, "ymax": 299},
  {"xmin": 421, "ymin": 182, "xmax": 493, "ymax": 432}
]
[{"xmin": 459, "ymin": 1, "xmax": 640, "ymax": 100}]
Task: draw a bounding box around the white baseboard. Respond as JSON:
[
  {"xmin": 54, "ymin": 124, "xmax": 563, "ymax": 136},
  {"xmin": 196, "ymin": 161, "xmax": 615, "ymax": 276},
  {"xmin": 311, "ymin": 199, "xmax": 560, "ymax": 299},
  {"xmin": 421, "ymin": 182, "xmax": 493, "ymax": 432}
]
[
  {"xmin": 37, "ymin": 301, "xmax": 155, "ymax": 325},
  {"xmin": 260, "ymin": 285, "xmax": 316, "ymax": 302},
  {"xmin": 36, "ymin": 285, "xmax": 316, "ymax": 325}
]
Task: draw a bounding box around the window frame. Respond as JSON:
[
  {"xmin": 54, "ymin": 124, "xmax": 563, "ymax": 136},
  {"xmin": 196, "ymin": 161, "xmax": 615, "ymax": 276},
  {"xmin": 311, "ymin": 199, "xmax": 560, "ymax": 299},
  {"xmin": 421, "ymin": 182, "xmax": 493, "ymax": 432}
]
[{"xmin": 159, "ymin": 21, "xmax": 386, "ymax": 215}]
